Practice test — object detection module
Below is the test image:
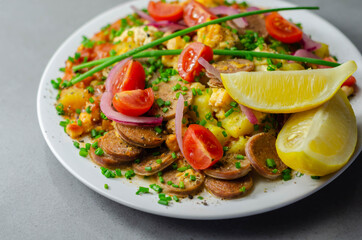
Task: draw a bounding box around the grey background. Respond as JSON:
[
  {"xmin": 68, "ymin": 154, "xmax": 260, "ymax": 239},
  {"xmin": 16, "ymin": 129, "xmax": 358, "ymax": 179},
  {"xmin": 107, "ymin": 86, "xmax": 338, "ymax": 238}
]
[{"xmin": 1, "ymin": 0, "xmax": 361, "ymax": 239}]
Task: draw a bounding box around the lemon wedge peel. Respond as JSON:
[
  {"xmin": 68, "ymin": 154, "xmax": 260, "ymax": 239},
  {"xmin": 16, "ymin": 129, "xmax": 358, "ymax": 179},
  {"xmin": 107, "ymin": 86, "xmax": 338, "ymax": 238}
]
[
  {"xmin": 276, "ymin": 90, "xmax": 357, "ymax": 176},
  {"xmin": 221, "ymin": 60, "xmax": 357, "ymax": 113}
]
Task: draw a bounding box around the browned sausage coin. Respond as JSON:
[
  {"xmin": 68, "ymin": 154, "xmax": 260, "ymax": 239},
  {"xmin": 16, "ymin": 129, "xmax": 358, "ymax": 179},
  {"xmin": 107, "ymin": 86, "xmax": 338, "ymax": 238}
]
[
  {"xmin": 147, "ymin": 80, "xmax": 193, "ymax": 121},
  {"xmin": 132, "ymin": 150, "xmax": 176, "ymax": 176},
  {"xmin": 115, "ymin": 123, "xmax": 166, "ymax": 148},
  {"xmin": 203, "ymin": 153, "xmax": 252, "ymax": 180},
  {"xmin": 158, "ymin": 168, "xmax": 205, "ymax": 196},
  {"xmin": 204, "ymin": 174, "xmax": 253, "ymax": 199},
  {"xmin": 245, "ymin": 132, "xmax": 287, "ymax": 179}
]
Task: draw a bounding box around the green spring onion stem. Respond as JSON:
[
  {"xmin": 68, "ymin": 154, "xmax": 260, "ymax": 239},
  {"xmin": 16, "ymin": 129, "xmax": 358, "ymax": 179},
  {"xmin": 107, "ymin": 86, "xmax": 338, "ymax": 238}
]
[
  {"xmin": 73, "ymin": 49, "xmax": 339, "ymax": 71},
  {"xmin": 70, "ymin": 6, "xmax": 319, "ymax": 85}
]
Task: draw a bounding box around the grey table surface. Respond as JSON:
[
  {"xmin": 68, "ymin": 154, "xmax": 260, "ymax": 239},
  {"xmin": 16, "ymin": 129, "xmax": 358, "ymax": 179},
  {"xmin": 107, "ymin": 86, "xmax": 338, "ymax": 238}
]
[{"xmin": 1, "ymin": 0, "xmax": 361, "ymax": 239}]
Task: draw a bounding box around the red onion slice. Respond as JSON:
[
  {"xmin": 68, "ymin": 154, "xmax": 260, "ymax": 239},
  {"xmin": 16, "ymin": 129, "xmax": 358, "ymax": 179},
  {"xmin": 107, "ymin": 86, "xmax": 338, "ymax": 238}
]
[
  {"xmin": 175, "ymin": 94, "xmax": 185, "ymax": 156},
  {"xmin": 239, "ymin": 104, "xmax": 258, "ymax": 125},
  {"xmin": 100, "ymin": 92, "xmax": 163, "ymax": 126},
  {"xmin": 198, "ymin": 57, "xmax": 222, "ymax": 82},
  {"xmin": 148, "ymin": 21, "xmax": 187, "ymax": 32},
  {"xmin": 105, "ymin": 57, "xmax": 131, "ymax": 93},
  {"xmin": 301, "ymin": 33, "xmax": 322, "ymax": 51},
  {"xmin": 210, "ymin": 6, "xmax": 248, "ymax": 28},
  {"xmin": 293, "ymin": 49, "xmax": 321, "ymax": 59},
  {"xmin": 246, "ymin": 6, "xmax": 270, "ymax": 16},
  {"xmin": 131, "ymin": 6, "xmax": 155, "ymax": 22}
]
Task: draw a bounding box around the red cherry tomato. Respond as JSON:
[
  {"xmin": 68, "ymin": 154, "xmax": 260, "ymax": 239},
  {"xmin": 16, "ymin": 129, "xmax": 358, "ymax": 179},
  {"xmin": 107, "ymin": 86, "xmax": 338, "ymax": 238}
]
[
  {"xmin": 112, "ymin": 88, "xmax": 154, "ymax": 117},
  {"xmin": 178, "ymin": 42, "xmax": 213, "ymax": 82},
  {"xmin": 112, "ymin": 60, "xmax": 146, "ymax": 93},
  {"xmin": 265, "ymin": 13, "xmax": 303, "ymax": 43},
  {"xmin": 148, "ymin": 1, "xmax": 184, "ymax": 22},
  {"xmin": 183, "ymin": 0, "xmax": 217, "ymax": 27},
  {"xmin": 321, "ymin": 57, "xmax": 356, "ymax": 87},
  {"xmin": 183, "ymin": 124, "xmax": 223, "ymax": 170}
]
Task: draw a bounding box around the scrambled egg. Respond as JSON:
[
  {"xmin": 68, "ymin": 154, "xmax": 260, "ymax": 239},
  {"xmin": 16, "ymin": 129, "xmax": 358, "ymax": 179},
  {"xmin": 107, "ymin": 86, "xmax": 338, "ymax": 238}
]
[
  {"xmin": 209, "ymin": 88, "xmax": 233, "ymax": 119},
  {"xmin": 113, "ymin": 26, "xmax": 159, "ymax": 47}
]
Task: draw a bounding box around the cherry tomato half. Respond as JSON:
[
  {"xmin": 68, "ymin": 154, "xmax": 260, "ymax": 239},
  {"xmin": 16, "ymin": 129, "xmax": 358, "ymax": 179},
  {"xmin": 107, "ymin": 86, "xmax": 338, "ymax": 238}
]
[
  {"xmin": 112, "ymin": 60, "xmax": 146, "ymax": 93},
  {"xmin": 183, "ymin": 0, "xmax": 217, "ymax": 27},
  {"xmin": 321, "ymin": 57, "xmax": 356, "ymax": 87},
  {"xmin": 183, "ymin": 124, "xmax": 223, "ymax": 170},
  {"xmin": 265, "ymin": 13, "xmax": 303, "ymax": 44},
  {"xmin": 112, "ymin": 88, "xmax": 154, "ymax": 117},
  {"xmin": 178, "ymin": 42, "xmax": 213, "ymax": 82},
  {"xmin": 148, "ymin": 1, "xmax": 184, "ymax": 22}
]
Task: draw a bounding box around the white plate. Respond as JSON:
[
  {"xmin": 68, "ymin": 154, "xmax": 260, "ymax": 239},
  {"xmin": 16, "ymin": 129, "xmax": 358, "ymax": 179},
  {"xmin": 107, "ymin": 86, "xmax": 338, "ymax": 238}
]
[{"xmin": 37, "ymin": 0, "xmax": 362, "ymax": 219}]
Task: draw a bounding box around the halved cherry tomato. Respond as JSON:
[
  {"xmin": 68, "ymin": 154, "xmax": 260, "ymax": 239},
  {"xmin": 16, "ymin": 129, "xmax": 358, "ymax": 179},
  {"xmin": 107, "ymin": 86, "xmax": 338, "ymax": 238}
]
[
  {"xmin": 321, "ymin": 57, "xmax": 356, "ymax": 86},
  {"xmin": 183, "ymin": 0, "xmax": 217, "ymax": 27},
  {"xmin": 178, "ymin": 42, "xmax": 213, "ymax": 82},
  {"xmin": 183, "ymin": 124, "xmax": 223, "ymax": 170},
  {"xmin": 112, "ymin": 88, "xmax": 154, "ymax": 117},
  {"xmin": 265, "ymin": 13, "xmax": 303, "ymax": 43},
  {"xmin": 112, "ymin": 60, "xmax": 146, "ymax": 93},
  {"xmin": 148, "ymin": 1, "xmax": 184, "ymax": 22}
]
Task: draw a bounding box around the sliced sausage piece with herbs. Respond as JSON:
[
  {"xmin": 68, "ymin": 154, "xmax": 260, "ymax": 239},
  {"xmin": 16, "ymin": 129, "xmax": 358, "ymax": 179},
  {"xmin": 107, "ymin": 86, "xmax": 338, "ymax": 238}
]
[
  {"xmin": 245, "ymin": 132, "xmax": 287, "ymax": 179},
  {"xmin": 101, "ymin": 130, "xmax": 143, "ymax": 160},
  {"xmin": 208, "ymin": 59, "xmax": 254, "ymax": 88},
  {"xmin": 147, "ymin": 79, "xmax": 194, "ymax": 120},
  {"xmin": 203, "ymin": 153, "xmax": 252, "ymax": 180},
  {"xmin": 115, "ymin": 123, "xmax": 166, "ymax": 148},
  {"xmin": 204, "ymin": 174, "xmax": 253, "ymax": 199},
  {"xmin": 132, "ymin": 150, "xmax": 177, "ymax": 176},
  {"xmin": 158, "ymin": 160, "xmax": 205, "ymax": 196}
]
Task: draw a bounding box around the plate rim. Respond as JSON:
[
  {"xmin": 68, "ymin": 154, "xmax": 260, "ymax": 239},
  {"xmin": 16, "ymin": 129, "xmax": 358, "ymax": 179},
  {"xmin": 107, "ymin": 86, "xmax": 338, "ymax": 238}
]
[{"xmin": 37, "ymin": 0, "xmax": 362, "ymax": 220}]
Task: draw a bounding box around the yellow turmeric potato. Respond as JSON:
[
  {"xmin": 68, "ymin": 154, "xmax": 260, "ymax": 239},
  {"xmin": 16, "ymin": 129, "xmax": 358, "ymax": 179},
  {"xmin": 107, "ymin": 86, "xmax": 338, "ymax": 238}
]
[
  {"xmin": 162, "ymin": 36, "xmax": 186, "ymax": 68},
  {"xmin": 221, "ymin": 111, "xmax": 266, "ymax": 138},
  {"xmin": 209, "ymin": 88, "xmax": 233, "ymax": 119},
  {"xmin": 228, "ymin": 136, "xmax": 248, "ymax": 154},
  {"xmin": 314, "ymin": 43, "xmax": 329, "ymax": 58},
  {"xmin": 58, "ymin": 87, "xmax": 89, "ymax": 113},
  {"xmin": 197, "ymin": 24, "xmax": 238, "ymax": 52},
  {"xmin": 204, "ymin": 123, "xmax": 230, "ymax": 146},
  {"xmin": 190, "ymin": 88, "xmax": 215, "ymax": 121},
  {"xmin": 66, "ymin": 123, "xmax": 84, "ymax": 139},
  {"xmin": 79, "ymin": 112, "xmax": 93, "ymax": 133}
]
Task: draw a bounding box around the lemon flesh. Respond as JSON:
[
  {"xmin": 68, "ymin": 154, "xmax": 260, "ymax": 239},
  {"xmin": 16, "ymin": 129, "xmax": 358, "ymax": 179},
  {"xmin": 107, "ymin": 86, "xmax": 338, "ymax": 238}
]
[
  {"xmin": 276, "ymin": 90, "xmax": 357, "ymax": 176},
  {"xmin": 221, "ymin": 61, "xmax": 357, "ymax": 113}
]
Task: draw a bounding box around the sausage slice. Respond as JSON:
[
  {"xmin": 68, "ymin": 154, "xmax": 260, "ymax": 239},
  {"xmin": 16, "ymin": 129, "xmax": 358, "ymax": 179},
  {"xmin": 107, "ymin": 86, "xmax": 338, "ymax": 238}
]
[
  {"xmin": 228, "ymin": 15, "xmax": 268, "ymax": 38},
  {"xmin": 115, "ymin": 123, "xmax": 166, "ymax": 148},
  {"xmin": 148, "ymin": 80, "xmax": 193, "ymax": 120},
  {"xmin": 158, "ymin": 167, "xmax": 205, "ymax": 196},
  {"xmin": 208, "ymin": 59, "xmax": 254, "ymax": 88},
  {"xmin": 245, "ymin": 133, "xmax": 287, "ymax": 179},
  {"xmin": 203, "ymin": 153, "xmax": 252, "ymax": 180},
  {"xmin": 132, "ymin": 150, "xmax": 176, "ymax": 176},
  {"xmin": 205, "ymin": 174, "xmax": 253, "ymax": 199},
  {"xmin": 101, "ymin": 130, "xmax": 143, "ymax": 159}
]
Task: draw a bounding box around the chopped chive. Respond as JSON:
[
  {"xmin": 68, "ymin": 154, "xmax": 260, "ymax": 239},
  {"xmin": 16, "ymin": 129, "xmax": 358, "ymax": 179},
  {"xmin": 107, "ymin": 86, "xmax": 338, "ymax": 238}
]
[
  {"xmin": 235, "ymin": 162, "xmax": 241, "ymax": 169},
  {"xmin": 222, "ymin": 131, "xmax": 228, "ymax": 137},
  {"xmin": 282, "ymin": 168, "xmax": 292, "ymax": 181},
  {"xmin": 200, "ymin": 119, "xmax": 207, "ymax": 126},
  {"xmin": 171, "ymin": 152, "xmax": 177, "ymax": 159},
  {"xmin": 136, "ymin": 186, "xmax": 149, "ymax": 195},
  {"xmin": 125, "ymin": 169, "xmax": 135, "ymax": 179},
  {"xmin": 115, "ymin": 169, "xmax": 122, "ymax": 177},
  {"xmin": 152, "ymin": 152, "xmax": 161, "ymax": 156},
  {"xmin": 100, "ymin": 112, "xmax": 108, "ymax": 120},
  {"xmin": 79, "ymin": 149, "xmax": 88, "ymax": 157},
  {"xmin": 311, "ymin": 176, "xmax": 320, "ymax": 179},
  {"xmin": 154, "ymin": 126, "xmax": 162, "ymax": 134},
  {"xmin": 240, "ymin": 186, "xmax": 246, "ymax": 192},
  {"xmin": 172, "ymin": 163, "xmax": 178, "ymax": 169},
  {"xmin": 104, "ymin": 184, "xmax": 109, "ymax": 189},
  {"xmin": 86, "ymin": 86, "xmax": 94, "ymax": 93},
  {"xmin": 134, "ymin": 159, "xmax": 140, "ymax": 164},
  {"xmin": 197, "ymin": 196, "xmax": 204, "ymax": 200},
  {"xmin": 230, "ymin": 101, "xmax": 238, "ymax": 107},
  {"xmin": 77, "ymin": 119, "xmax": 82, "ymax": 126},
  {"xmin": 223, "ymin": 146, "xmax": 229, "ymax": 152},
  {"xmin": 85, "ymin": 143, "xmax": 91, "ymax": 150},
  {"xmin": 254, "ymin": 124, "xmax": 259, "ymax": 131},
  {"xmin": 184, "ymin": 101, "xmax": 188, "ymax": 107},
  {"xmin": 159, "ymin": 176, "xmax": 165, "ymax": 183},
  {"xmin": 177, "ymin": 166, "xmax": 189, "ymax": 172},
  {"xmin": 181, "ymin": 86, "xmax": 188, "ymax": 91},
  {"xmin": 172, "ymin": 184, "xmax": 179, "ymax": 188},
  {"xmin": 167, "ymin": 181, "xmax": 173, "ymax": 185},
  {"xmin": 156, "ymin": 159, "xmax": 162, "ymax": 164},
  {"xmin": 76, "ymin": 109, "xmax": 81, "ymax": 114},
  {"xmin": 190, "ymin": 175, "xmax": 196, "ymax": 181},
  {"xmin": 73, "ymin": 141, "xmax": 80, "ymax": 149},
  {"xmin": 272, "ymin": 169, "xmax": 278, "ymax": 174},
  {"xmin": 236, "ymin": 154, "xmax": 245, "ymax": 160},
  {"xmin": 152, "ymin": 86, "xmax": 159, "ymax": 91},
  {"xmin": 145, "ymin": 166, "xmax": 152, "ymax": 171},
  {"xmin": 162, "ymin": 107, "xmax": 169, "ymax": 113},
  {"xmin": 150, "ymin": 184, "xmax": 163, "ymax": 193},
  {"xmin": 89, "ymin": 97, "xmax": 94, "ymax": 103},
  {"xmin": 86, "ymin": 106, "xmax": 91, "ymax": 114},
  {"xmin": 164, "ymin": 100, "xmax": 171, "ymax": 106},
  {"xmin": 91, "ymin": 141, "xmax": 98, "ymax": 149},
  {"xmin": 224, "ymin": 108, "xmax": 234, "ymax": 117},
  {"xmin": 217, "ymin": 121, "xmax": 222, "ymax": 127},
  {"xmin": 191, "ymin": 88, "xmax": 196, "ymax": 96},
  {"xmin": 183, "ymin": 35, "xmax": 190, "ymax": 42},
  {"xmin": 196, "ymin": 88, "xmax": 203, "ymax": 95},
  {"xmin": 179, "ymin": 181, "xmax": 185, "ymax": 189},
  {"xmin": 266, "ymin": 158, "xmax": 276, "ymax": 168},
  {"xmin": 95, "ymin": 147, "xmax": 104, "ymax": 156},
  {"xmin": 158, "ymin": 199, "xmax": 168, "ymax": 206},
  {"xmin": 173, "ymin": 195, "xmax": 179, "ymax": 202}
]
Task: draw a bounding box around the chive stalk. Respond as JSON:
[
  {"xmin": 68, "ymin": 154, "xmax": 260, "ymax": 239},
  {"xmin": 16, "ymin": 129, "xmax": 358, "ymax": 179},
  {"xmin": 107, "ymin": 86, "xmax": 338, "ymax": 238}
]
[{"xmin": 70, "ymin": 6, "xmax": 319, "ymax": 84}]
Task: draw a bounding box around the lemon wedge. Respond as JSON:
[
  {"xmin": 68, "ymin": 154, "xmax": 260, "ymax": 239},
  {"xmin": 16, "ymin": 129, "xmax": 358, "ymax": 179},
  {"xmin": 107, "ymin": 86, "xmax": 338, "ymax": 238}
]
[
  {"xmin": 221, "ymin": 61, "xmax": 357, "ymax": 113},
  {"xmin": 275, "ymin": 90, "xmax": 357, "ymax": 176}
]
